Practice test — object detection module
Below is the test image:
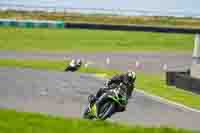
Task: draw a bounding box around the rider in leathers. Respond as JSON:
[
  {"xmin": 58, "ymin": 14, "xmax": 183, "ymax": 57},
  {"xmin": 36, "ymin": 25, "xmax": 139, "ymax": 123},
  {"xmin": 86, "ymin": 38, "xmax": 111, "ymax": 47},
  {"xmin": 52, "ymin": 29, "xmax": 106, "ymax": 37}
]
[{"xmin": 89, "ymin": 71, "xmax": 136, "ymax": 112}]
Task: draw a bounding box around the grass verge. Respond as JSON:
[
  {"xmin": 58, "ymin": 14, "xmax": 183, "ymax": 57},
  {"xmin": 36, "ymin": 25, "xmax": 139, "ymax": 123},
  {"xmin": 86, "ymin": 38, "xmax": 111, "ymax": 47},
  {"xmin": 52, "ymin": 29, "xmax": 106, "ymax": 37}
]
[
  {"xmin": 0, "ymin": 27, "xmax": 193, "ymax": 52},
  {"xmin": 0, "ymin": 108, "xmax": 197, "ymax": 133},
  {"xmin": 0, "ymin": 58, "xmax": 67, "ymax": 71},
  {"xmin": 0, "ymin": 58, "xmax": 200, "ymax": 110}
]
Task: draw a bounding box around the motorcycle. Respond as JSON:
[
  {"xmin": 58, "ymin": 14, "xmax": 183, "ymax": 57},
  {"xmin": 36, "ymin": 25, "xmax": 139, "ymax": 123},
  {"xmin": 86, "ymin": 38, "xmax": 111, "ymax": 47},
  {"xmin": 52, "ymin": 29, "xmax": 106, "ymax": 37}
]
[{"xmin": 82, "ymin": 83, "xmax": 128, "ymax": 120}]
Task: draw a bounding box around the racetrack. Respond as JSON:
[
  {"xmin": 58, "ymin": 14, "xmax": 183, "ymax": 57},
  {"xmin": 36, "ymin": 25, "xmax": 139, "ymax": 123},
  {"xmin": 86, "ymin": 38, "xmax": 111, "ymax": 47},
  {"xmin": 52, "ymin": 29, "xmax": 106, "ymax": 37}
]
[
  {"xmin": 0, "ymin": 51, "xmax": 192, "ymax": 73},
  {"xmin": 0, "ymin": 67, "xmax": 199, "ymax": 130}
]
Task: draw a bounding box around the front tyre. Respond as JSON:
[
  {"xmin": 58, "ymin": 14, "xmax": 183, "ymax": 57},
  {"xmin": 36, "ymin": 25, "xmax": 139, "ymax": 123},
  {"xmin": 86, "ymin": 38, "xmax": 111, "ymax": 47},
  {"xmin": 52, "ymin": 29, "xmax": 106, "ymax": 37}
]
[{"xmin": 82, "ymin": 106, "xmax": 94, "ymax": 120}]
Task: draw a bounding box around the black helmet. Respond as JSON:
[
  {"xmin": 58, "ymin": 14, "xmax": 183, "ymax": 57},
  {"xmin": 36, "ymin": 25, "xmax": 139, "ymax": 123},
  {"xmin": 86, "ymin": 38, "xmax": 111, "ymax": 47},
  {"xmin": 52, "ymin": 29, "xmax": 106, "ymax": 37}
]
[{"xmin": 127, "ymin": 71, "xmax": 136, "ymax": 81}]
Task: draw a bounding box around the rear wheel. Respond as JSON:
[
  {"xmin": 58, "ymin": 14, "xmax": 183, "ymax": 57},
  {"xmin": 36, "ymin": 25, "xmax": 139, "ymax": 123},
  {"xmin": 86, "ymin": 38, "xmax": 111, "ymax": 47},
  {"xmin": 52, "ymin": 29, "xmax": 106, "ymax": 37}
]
[{"xmin": 98, "ymin": 101, "xmax": 115, "ymax": 120}]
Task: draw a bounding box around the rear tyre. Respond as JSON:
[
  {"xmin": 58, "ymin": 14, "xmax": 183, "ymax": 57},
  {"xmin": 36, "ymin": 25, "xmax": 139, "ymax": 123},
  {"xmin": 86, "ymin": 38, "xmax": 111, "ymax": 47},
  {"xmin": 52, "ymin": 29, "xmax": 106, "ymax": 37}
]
[{"xmin": 98, "ymin": 101, "xmax": 115, "ymax": 120}]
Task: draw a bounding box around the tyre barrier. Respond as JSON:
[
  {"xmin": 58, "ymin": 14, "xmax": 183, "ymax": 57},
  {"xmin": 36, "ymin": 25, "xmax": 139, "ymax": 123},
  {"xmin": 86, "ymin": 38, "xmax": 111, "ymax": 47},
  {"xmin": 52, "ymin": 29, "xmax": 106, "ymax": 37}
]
[
  {"xmin": 0, "ymin": 19, "xmax": 65, "ymax": 28},
  {"xmin": 1, "ymin": 20, "xmax": 200, "ymax": 34},
  {"xmin": 64, "ymin": 22, "xmax": 200, "ymax": 34},
  {"xmin": 166, "ymin": 70, "xmax": 200, "ymax": 94}
]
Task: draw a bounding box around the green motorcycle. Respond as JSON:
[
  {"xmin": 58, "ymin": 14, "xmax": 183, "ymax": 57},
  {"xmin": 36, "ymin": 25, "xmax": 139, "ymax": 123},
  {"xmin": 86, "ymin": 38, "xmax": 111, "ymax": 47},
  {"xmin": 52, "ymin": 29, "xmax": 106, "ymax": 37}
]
[{"xmin": 82, "ymin": 83, "xmax": 128, "ymax": 120}]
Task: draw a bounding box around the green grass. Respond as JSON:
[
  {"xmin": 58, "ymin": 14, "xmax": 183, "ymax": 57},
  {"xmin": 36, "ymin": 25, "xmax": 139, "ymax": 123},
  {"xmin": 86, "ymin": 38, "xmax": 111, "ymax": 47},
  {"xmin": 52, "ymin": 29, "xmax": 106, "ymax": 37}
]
[
  {"xmin": 0, "ymin": 58, "xmax": 67, "ymax": 71},
  {"xmin": 137, "ymin": 73, "xmax": 200, "ymax": 110},
  {"xmin": 2, "ymin": 10, "xmax": 200, "ymax": 28},
  {"xmin": 0, "ymin": 27, "xmax": 194, "ymax": 52},
  {"xmin": 0, "ymin": 108, "xmax": 197, "ymax": 133},
  {"xmin": 0, "ymin": 58, "xmax": 200, "ymax": 110}
]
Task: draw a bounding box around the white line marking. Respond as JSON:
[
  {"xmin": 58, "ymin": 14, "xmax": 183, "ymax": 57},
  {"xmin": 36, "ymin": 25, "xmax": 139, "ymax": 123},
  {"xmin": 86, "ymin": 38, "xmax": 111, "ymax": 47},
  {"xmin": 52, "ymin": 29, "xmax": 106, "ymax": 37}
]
[{"xmin": 135, "ymin": 89, "xmax": 200, "ymax": 113}]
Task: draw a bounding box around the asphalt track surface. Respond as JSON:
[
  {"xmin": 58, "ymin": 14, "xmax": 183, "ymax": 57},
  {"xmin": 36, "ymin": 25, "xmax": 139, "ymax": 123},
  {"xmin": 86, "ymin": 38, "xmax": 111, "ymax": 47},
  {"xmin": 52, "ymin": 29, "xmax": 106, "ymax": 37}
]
[
  {"xmin": 0, "ymin": 51, "xmax": 192, "ymax": 73},
  {"xmin": 0, "ymin": 67, "xmax": 200, "ymax": 130}
]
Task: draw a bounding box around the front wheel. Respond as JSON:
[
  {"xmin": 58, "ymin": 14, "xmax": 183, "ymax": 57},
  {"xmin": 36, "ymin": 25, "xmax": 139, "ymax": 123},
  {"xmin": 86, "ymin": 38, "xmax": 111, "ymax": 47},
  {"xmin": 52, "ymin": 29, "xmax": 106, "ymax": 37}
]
[
  {"xmin": 82, "ymin": 106, "xmax": 95, "ymax": 120},
  {"xmin": 82, "ymin": 106, "xmax": 90, "ymax": 119},
  {"xmin": 98, "ymin": 101, "xmax": 115, "ymax": 120}
]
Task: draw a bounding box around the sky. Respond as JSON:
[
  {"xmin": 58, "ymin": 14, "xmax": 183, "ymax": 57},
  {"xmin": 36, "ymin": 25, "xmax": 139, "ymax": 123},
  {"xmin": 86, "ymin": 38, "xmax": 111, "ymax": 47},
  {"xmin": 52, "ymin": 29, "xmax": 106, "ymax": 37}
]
[{"xmin": 0, "ymin": 0, "xmax": 199, "ymax": 16}]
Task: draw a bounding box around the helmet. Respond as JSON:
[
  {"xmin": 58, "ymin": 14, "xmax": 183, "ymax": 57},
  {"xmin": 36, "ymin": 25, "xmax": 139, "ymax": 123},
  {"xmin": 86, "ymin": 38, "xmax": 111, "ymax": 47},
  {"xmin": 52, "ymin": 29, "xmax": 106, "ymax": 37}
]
[
  {"xmin": 76, "ymin": 59, "xmax": 82, "ymax": 65},
  {"xmin": 127, "ymin": 71, "xmax": 136, "ymax": 81}
]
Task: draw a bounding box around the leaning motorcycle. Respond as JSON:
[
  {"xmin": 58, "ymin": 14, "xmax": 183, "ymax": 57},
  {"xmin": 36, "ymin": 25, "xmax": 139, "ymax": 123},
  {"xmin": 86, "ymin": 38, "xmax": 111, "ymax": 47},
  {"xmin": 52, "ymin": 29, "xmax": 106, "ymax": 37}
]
[{"xmin": 82, "ymin": 83, "xmax": 128, "ymax": 120}]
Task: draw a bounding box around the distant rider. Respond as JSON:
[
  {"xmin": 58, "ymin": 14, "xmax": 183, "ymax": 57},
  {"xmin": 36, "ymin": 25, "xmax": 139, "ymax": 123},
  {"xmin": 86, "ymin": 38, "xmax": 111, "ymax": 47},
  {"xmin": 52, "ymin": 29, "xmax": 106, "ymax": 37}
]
[
  {"xmin": 89, "ymin": 71, "xmax": 136, "ymax": 112},
  {"xmin": 65, "ymin": 59, "xmax": 82, "ymax": 72}
]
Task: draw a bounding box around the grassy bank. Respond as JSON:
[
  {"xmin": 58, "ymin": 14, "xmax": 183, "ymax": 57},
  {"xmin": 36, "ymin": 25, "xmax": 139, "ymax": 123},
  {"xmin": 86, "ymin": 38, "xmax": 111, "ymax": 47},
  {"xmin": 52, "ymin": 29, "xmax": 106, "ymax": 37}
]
[
  {"xmin": 0, "ymin": 108, "xmax": 196, "ymax": 133},
  {"xmin": 1, "ymin": 10, "xmax": 200, "ymax": 28},
  {"xmin": 0, "ymin": 58, "xmax": 199, "ymax": 110},
  {"xmin": 0, "ymin": 27, "xmax": 193, "ymax": 52},
  {"xmin": 0, "ymin": 58, "xmax": 67, "ymax": 71}
]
